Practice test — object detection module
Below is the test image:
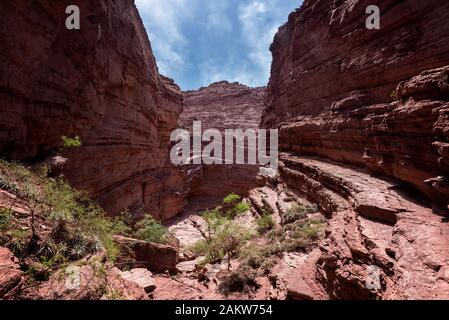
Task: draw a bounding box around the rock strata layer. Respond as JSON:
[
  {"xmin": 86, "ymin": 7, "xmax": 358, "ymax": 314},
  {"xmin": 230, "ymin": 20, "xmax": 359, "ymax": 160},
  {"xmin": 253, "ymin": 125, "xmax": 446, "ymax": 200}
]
[
  {"xmin": 180, "ymin": 81, "xmax": 266, "ymax": 203},
  {"xmin": 262, "ymin": 0, "xmax": 449, "ymax": 299},
  {"xmin": 0, "ymin": 0, "xmax": 186, "ymax": 220},
  {"xmin": 262, "ymin": 0, "xmax": 449, "ymax": 206}
]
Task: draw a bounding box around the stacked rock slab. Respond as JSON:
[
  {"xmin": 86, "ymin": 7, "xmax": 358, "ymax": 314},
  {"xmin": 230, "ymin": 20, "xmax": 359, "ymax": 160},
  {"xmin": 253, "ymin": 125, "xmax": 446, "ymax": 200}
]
[
  {"xmin": 262, "ymin": 0, "xmax": 449, "ymax": 299},
  {"xmin": 0, "ymin": 0, "xmax": 186, "ymax": 220},
  {"xmin": 180, "ymin": 81, "xmax": 266, "ymax": 203}
]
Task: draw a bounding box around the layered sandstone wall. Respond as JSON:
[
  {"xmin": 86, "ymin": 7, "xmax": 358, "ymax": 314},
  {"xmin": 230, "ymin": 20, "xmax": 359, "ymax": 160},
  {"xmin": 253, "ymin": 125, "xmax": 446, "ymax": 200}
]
[
  {"xmin": 262, "ymin": 0, "xmax": 449, "ymax": 299},
  {"xmin": 180, "ymin": 81, "xmax": 266, "ymax": 202},
  {"xmin": 262, "ymin": 0, "xmax": 449, "ymax": 206},
  {"xmin": 0, "ymin": 0, "xmax": 186, "ymax": 220}
]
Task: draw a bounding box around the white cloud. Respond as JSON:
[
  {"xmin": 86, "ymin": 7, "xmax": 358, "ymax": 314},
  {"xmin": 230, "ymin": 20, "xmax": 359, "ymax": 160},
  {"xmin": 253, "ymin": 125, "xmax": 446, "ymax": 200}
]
[
  {"xmin": 135, "ymin": 0, "xmax": 299, "ymax": 88},
  {"xmin": 205, "ymin": 1, "xmax": 233, "ymax": 34},
  {"xmin": 238, "ymin": 0, "xmax": 286, "ymax": 83},
  {"xmin": 136, "ymin": 0, "xmax": 237, "ymax": 79},
  {"xmin": 135, "ymin": 0, "xmax": 194, "ymax": 76}
]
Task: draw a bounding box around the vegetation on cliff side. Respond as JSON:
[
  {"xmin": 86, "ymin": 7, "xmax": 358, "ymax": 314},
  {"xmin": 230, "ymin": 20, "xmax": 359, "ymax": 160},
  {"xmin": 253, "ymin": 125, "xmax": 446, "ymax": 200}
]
[
  {"xmin": 189, "ymin": 194, "xmax": 253, "ymax": 270},
  {"xmin": 0, "ymin": 159, "xmax": 170, "ymax": 290}
]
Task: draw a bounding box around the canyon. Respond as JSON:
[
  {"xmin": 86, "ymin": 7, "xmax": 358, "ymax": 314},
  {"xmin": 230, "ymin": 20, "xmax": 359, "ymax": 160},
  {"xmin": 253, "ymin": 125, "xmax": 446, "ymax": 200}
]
[
  {"xmin": 180, "ymin": 81, "xmax": 266, "ymax": 212},
  {"xmin": 1, "ymin": 0, "xmax": 449, "ymax": 300}
]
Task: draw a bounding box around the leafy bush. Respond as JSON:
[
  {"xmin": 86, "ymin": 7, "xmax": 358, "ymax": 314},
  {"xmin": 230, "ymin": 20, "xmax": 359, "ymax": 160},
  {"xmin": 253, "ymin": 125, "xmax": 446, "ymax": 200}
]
[
  {"xmin": 242, "ymin": 217, "xmax": 326, "ymax": 270},
  {"xmin": 133, "ymin": 216, "xmax": 168, "ymax": 244},
  {"xmin": 0, "ymin": 207, "xmax": 12, "ymax": 231},
  {"xmin": 0, "ymin": 159, "xmax": 32, "ymax": 181},
  {"xmin": 190, "ymin": 208, "xmax": 252, "ymax": 270},
  {"xmin": 222, "ymin": 193, "xmax": 251, "ymax": 218},
  {"xmin": 0, "ymin": 160, "xmax": 132, "ymax": 267},
  {"xmin": 231, "ymin": 202, "xmax": 251, "ymax": 216},
  {"xmin": 288, "ymin": 218, "xmax": 324, "ymax": 241},
  {"xmin": 259, "ymin": 257, "xmax": 277, "ymax": 275},
  {"xmin": 43, "ymin": 178, "xmax": 125, "ymax": 261},
  {"xmin": 218, "ymin": 266, "xmax": 259, "ymax": 295},
  {"xmin": 0, "ymin": 176, "xmax": 20, "ymax": 195},
  {"xmin": 240, "ymin": 244, "xmax": 264, "ymax": 269},
  {"xmin": 282, "ymin": 202, "xmax": 318, "ymax": 224},
  {"xmin": 255, "ymin": 215, "xmax": 275, "ymax": 233},
  {"xmin": 264, "ymin": 218, "xmax": 326, "ymax": 254},
  {"xmin": 61, "ymin": 136, "xmax": 82, "ymax": 148},
  {"xmin": 44, "ymin": 178, "xmax": 83, "ymax": 221},
  {"xmin": 223, "ymin": 193, "xmax": 241, "ymax": 204},
  {"xmin": 76, "ymin": 203, "xmax": 128, "ymax": 261},
  {"xmin": 9, "ymin": 229, "xmax": 31, "ymax": 256}
]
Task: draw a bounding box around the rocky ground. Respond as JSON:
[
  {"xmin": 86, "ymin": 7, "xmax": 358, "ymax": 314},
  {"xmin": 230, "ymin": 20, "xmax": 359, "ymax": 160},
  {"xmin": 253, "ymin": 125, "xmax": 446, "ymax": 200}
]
[
  {"xmin": 153, "ymin": 179, "xmax": 328, "ymax": 300},
  {"xmin": 0, "ymin": 157, "xmax": 327, "ymax": 300}
]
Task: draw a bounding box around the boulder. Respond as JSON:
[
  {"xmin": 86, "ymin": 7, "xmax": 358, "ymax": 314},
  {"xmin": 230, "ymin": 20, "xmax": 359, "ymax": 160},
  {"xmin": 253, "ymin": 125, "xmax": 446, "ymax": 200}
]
[
  {"xmin": 0, "ymin": 247, "xmax": 22, "ymax": 298},
  {"xmin": 120, "ymin": 268, "xmax": 156, "ymax": 294},
  {"xmin": 115, "ymin": 236, "xmax": 179, "ymax": 274}
]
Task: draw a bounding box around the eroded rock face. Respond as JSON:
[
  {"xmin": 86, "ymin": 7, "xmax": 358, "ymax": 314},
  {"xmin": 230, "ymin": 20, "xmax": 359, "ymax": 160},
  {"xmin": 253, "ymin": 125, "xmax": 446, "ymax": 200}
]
[
  {"xmin": 0, "ymin": 0, "xmax": 186, "ymax": 220},
  {"xmin": 180, "ymin": 82, "xmax": 266, "ymax": 202},
  {"xmin": 182, "ymin": 81, "xmax": 266, "ymax": 132},
  {"xmin": 262, "ymin": 0, "xmax": 449, "ymax": 299},
  {"xmin": 262, "ymin": 0, "xmax": 449, "ymax": 206}
]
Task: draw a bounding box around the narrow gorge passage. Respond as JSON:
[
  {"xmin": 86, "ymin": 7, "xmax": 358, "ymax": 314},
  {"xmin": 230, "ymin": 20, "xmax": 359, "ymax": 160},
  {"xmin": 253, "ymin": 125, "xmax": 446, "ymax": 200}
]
[{"xmin": 1, "ymin": 0, "xmax": 449, "ymax": 302}]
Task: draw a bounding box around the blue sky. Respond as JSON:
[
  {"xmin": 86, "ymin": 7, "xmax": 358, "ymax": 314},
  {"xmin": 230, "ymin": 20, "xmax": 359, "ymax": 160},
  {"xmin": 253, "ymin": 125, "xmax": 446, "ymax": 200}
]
[{"xmin": 135, "ymin": 0, "xmax": 301, "ymax": 90}]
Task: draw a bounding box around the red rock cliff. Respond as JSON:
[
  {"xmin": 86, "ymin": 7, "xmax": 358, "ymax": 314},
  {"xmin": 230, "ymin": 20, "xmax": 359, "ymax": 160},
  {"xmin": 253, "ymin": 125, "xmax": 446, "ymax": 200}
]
[
  {"xmin": 180, "ymin": 81, "xmax": 266, "ymax": 204},
  {"xmin": 0, "ymin": 0, "xmax": 186, "ymax": 220},
  {"xmin": 262, "ymin": 0, "xmax": 449, "ymax": 205},
  {"xmin": 262, "ymin": 0, "xmax": 449, "ymax": 299}
]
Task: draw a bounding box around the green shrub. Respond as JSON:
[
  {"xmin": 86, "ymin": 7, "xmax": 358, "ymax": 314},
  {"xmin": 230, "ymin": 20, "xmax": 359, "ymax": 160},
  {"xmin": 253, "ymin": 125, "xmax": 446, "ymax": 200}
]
[
  {"xmin": 0, "ymin": 176, "xmax": 20, "ymax": 195},
  {"xmin": 0, "ymin": 160, "xmax": 40, "ymax": 201},
  {"xmin": 37, "ymin": 238, "xmax": 67, "ymax": 260},
  {"xmin": 44, "ymin": 178, "xmax": 83, "ymax": 221},
  {"xmin": 189, "ymin": 239, "xmax": 210, "ymax": 258},
  {"xmin": 223, "ymin": 193, "xmax": 241, "ymax": 204},
  {"xmin": 9, "ymin": 229, "xmax": 31, "ymax": 256},
  {"xmin": 77, "ymin": 204, "xmax": 127, "ymax": 261},
  {"xmin": 240, "ymin": 244, "xmax": 265, "ymax": 269},
  {"xmin": 233, "ymin": 202, "xmax": 250, "ymax": 214},
  {"xmin": 226, "ymin": 201, "xmax": 251, "ymax": 218},
  {"xmin": 0, "ymin": 159, "xmax": 32, "ymax": 182},
  {"xmin": 221, "ymin": 194, "xmax": 252, "ymax": 218},
  {"xmin": 105, "ymin": 288, "xmax": 124, "ymax": 300},
  {"xmin": 283, "ymin": 202, "xmax": 318, "ymax": 224},
  {"xmin": 218, "ymin": 266, "xmax": 259, "ymax": 295},
  {"xmin": 133, "ymin": 216, "xmax": 168, "ymax": 244},
  {"xmin": 61, "ymin": 136, "xmax": 82, "ymax": 148},
  {"xmin": 43, "ymin": 178, "xmax": 125, "ymax": 261},
  {"xmin": 255, "ymin": 215, "xmax": 275, "ymax": 233},
  {"xmin": 288, "ymin": 218, "xmax": 325, "ymax": 241},
  {"xmin": 1, "ymin": 160, "xmax": 129, "ymax": 264},
  {"xmin": 284, "ymin": 238, "xmax": 309, "ymax": 252},
  {"xmin": 270, "ymin": 218, "xmax": 326, "ymax": 254},
  {"xmin": 260, "ymin": 257, "xmax": 277, "ymax": 275},
  {"xmin": 0, "ymin": 207, "xmax": 12, "ymax": 232},
  {"xmin": 190, "ymin": 209, "xmax": 252, "ymax": 270}
]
